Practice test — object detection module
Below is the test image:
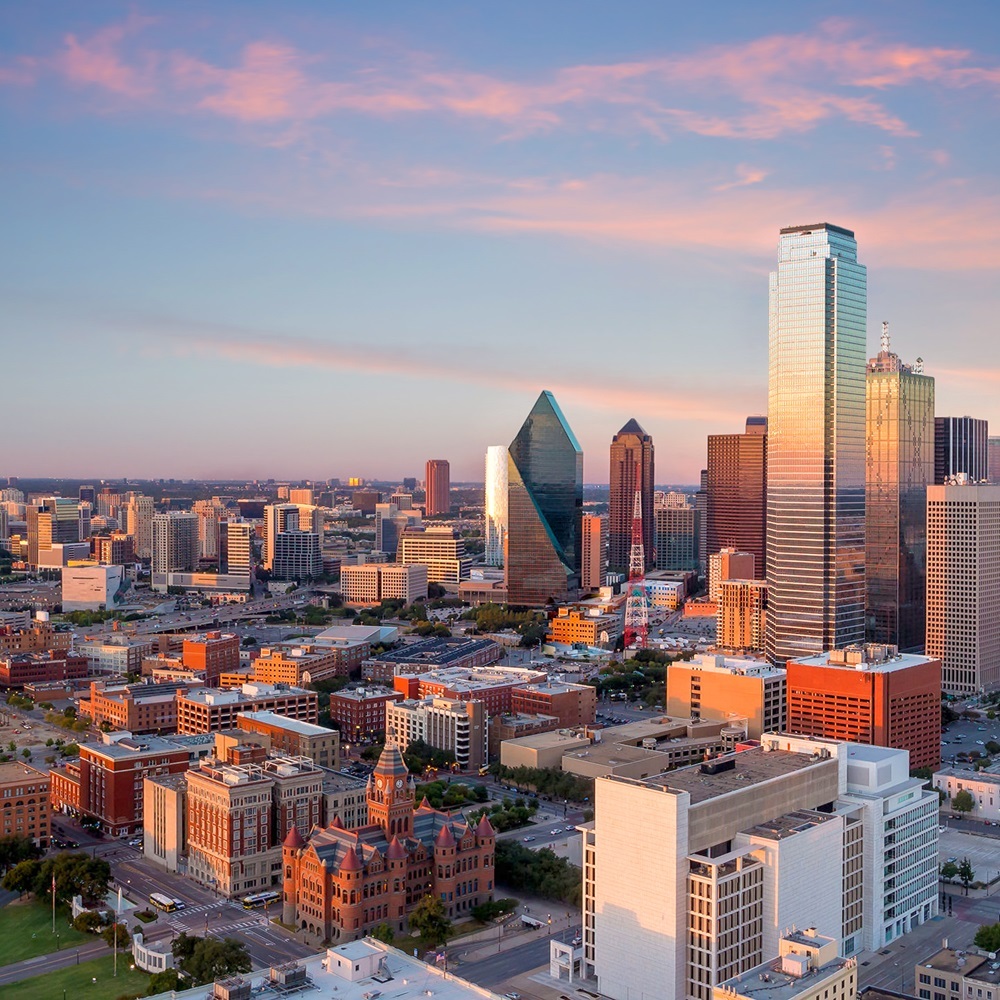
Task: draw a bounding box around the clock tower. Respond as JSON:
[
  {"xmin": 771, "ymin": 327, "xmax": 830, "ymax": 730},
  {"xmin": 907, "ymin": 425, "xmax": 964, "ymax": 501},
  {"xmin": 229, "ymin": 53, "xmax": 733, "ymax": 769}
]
[{"xmin": 367, "ymin": 738, "xmax": 415, "ymax": 839}]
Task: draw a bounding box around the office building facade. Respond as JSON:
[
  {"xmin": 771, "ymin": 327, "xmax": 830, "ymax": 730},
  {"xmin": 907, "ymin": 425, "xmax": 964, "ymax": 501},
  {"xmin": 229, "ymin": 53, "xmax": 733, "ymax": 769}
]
[
  {"xmin": 935, "ymin": 416, "xmax": 989, "ymax": 484},
  {"xmin": 706, "ymin": 417, "xmax": 767, "ymax": 577},
  {"xmin": 506, "ymin": 390, "xmax": 583, "ymax": 606},
  {"xmin": 926, "ymin": 483, "xmax": 1000, "ymax": 695},
  {"xmin": 151, "ymin": 512, "xmax": 199, "ymax": 582},
  {"xmin": 655, "ymin": 504, "xmax": 698, "ymax": 571},
  {"xmin": 766, "ymin": 223, "xmax": 867, "ymax": 664},
  {"xmin": 484, "ymin": 445, "xmax": 508, "ymax": 567},
  {"xmin": 865, "ymin": 331, "xmax": 935, "ymax": 650},
  {"xmin": 398, "ymin": 526, "xmax": 471, "ymax": 584},
  {"xmin": 424, "ymin": 459, "xmax": 451, "ymax": 515},
  {"xmin": 579, "ymin": 513, "xmax": 607, "ymax": 590},
  {"xmin": 608, "ymin": 419, "xmax": 654, "ymax": 573}
]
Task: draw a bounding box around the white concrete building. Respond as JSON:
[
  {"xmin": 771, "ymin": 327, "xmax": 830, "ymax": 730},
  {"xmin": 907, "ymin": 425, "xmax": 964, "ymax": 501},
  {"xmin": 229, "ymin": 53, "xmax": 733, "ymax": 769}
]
[
  {"xmin": 62, "ymin": 563, "xmax": 128, "ymax": 611},
  {"xmin": 933, "ymin": 767, "xmax": 1000, "ymax": 823},
  {"xmin": 580, "ymin": 733, "xmax": 937, "ymax": 1000},
  {"xmin": 385, "ymin": 695, "xmax": 487, "ymax": 771}
]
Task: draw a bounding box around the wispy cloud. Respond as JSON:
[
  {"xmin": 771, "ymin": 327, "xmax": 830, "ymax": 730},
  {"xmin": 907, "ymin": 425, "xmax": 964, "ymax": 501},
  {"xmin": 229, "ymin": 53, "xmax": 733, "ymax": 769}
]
[{"xmin": 715, "ymin": 164, "xmax": 769, "ymax": 192}]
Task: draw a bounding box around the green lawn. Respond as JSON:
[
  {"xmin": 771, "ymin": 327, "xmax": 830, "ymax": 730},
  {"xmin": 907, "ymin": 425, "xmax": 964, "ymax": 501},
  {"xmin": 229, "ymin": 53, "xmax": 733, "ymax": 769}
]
[
  {"xmin": 0, "ymin": 900, "xmax": 93, "ymax": 966},
  {"xmin": 3, "ymin": 953, "xmax": 151, "ymax": 1000}
]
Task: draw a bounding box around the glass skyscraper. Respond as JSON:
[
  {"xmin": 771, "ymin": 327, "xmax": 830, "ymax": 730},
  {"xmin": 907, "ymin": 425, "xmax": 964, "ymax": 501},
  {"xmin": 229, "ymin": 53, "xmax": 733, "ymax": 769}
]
[
  {"xmin": 865, "ymin": 328, "xmax": 934, "ymax": 651},
  {"xmin": 608, "ymin": 419, "xmax": 654, "ymax": 574},
  {"xmin": 765, "ymin": 223, "xmax": 867, "ymax": 664},
  {"xmin": 506, "ymin": 390, "xmax": 583, "ymax": 606},
  {"xmin": 484, "ymin": 445, "xmax": 508, "ymax": 567}
]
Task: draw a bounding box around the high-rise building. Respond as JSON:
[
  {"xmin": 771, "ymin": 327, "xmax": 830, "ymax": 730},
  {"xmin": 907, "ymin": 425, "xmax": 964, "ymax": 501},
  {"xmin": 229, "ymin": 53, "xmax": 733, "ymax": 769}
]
[
  {"xmin": 386, "ymin": 695, "xmax": 487, "ymax": 771},
  {"xmin": 424, "ymin": 459, "xmax": 450, "ymax": 516},
  {"xmin": 766, "ymin": 223, "xmax": 867, "ymax": 665},
  {"xmin": 655, "ymin": 504, "xmax": 698, "ymax": 571},
  {"xmin": 926, "ymin": 482, "xmax": 1000, "ymax": 696},
  {"xmin": 124, "ymin": 493, "xmax": 154, "ymax": 559},
  {"xmin": 484, "ymin": 445, "xmax": 508, "ymax": 567},
  {"xmin": 989, "ymin": 437, "xmax": 1000, "ymax": 484},
  {"xmin": 374, "ymin": 503, "xmax": 420, "ymax": 558},
  {"xmin": 935, "ymin": 416, "xmax": 989, "ymax": 484},
  {"xmin": 708, "ymin": 548, "xmax": 755, "ymax": 602},
  {"xmin": 26, "ymin": 497, "xmax": 79, "ymax": 568},
  {"xmin": 78, "ymin": 485, "xmax": 96, "ymax": 505},
  {"xmin": 340, "ymin": 563, "xmax": 428, "ymax": 607},
  {"xmin": 695, "ymin": 469, "xmax": 708, "ymax": 572},
  {"xmin": 506, "ymin": 390, "xmax": 583, "ymax": 606},
  {"xmin": 288, "ymin": 487, "xmax": 314, "ymax": 505},
  {"xmin": 219, "ymin": 521, "xmax": 253, "ymax": 577},
  {"xmin": 581, "ymin": 735, "xmax": 937, "ymax": 1000},
  {"xmin": 608, "ymin": 419, "xmax": 654, "ymax": 573},
  {"xmin": 77, "ymin": 501, "xmax": 91, "ymax": 541},
  {"xmin": 580, "ymin": 513, "xmax": 607, "ymax": 590},
  {"xmin": 398, "ymin": 525, "xmax": 470, "ymax": 584},
  {"xmin": 717, "ymin": 579, "xmax": 769, "ymax": 653},
  {"xmin": 192, "ymin": 499, "xmax": 225, "ymax": 561},
  {"xmin": 151, "ymin": 512, "xmax": 199, "ymax": 578},
  {"xmin": 865, "ymin": 326, "xmax": 935, "ymax": 650},
  {"xmin": 264, "ymin": 503, "xmax": 320, "ymax": 579},
  {"xmin": 786, "ymin": 643, "xmax": 941, "ymax": 769},
  {"xmin": 706, "ymin": 417, "xmax": 767, "ymax": 575}
]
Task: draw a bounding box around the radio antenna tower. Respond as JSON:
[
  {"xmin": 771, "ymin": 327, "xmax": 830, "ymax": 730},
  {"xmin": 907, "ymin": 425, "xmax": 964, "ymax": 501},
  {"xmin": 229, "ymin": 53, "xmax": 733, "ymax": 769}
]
[{"xmin": 622, "ymin": 466, "xmax": 649, "ymax": 650}]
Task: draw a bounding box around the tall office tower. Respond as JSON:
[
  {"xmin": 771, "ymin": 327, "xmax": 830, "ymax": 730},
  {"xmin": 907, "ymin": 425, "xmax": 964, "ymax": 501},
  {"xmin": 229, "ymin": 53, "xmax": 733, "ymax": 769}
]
[
  {"xmin": 654, "ymin": 503, "xmax": 698, "ymax": 571},
  {"xmin": 935, "ymin": 416, "xmax": 989, "ymax": 484},
  {"xmin": 398, "ymin": 525, "xmax": 471, "ymax": 584},
  {"xmin": 26, "ymin": 497, "xmax": 80, "ymax": 568},
  {"xmin": 0, "ymin": 508, "xmax": 7, "ymax": 545},
  {"xmin": 991, "ymin": 438, "xmax": 1000, "ymax": 484},
  {"xmin": 78, "ymin": 485, "xmax": 96, "ymax": 505},
  {"xmin": 865, "ymin": 325, "xmax": 934, "ymax": 650},
  {"xmin": 77, "ymin": 501, "xmax": 91, "ymax": 541},
  {"xmin": 220, "ymin": 521, "xmax": 253, "ymax": 577},
  {"xmin": 484, "ymin": 445, "xmax": 508, "ymax": 567},
  {"xmin": 608, "ymin": 420, "xmax": 654, "ymax": 573},
  {"xmin": 389, "ymin": 491, "xmax": 414, "ymax": 510},
  {"xmin": 263, "ymin": 503, "xmax": 300, "ymax": 570},
  {"xmin": 151, "ymin": 512, "xmax": 199, "ymax": 576},
  {"xmin": 506, "ymin": 390, "xmax": 583, "ymax": 606},
  {"xmin": 288, "ymin": 487, "xmax": 314, "ymax": 505},
  {"xmin": 192, "ymin": 499, "xmax": 224, "ymax": 560},
  {"xmin": 350, "ymin": 489, "xmax": 381, "ymax": 515},
  {"xmin": 765, "ymin": 223, "xmax": 867, "ymax": 665},
  {"xmin": 694, "ymin": 469, "xmax": 708, "ymax": 572},
  {"xmin": 125, "ymin": 494, "xmax": 154, "ymax": 559},
  {"xmin": 580, "ymin": 513, "xmax": 607, "ymax": 590},
  {"xmin": 708, "ymin": 548, "xmax": 755, "ymax": 602},
  {"xmin": 706, "ymin": 416, "xmax": 767, "ymax": 575},
  {"xmin": 926, "ymin": 482, "xmax": 1000, "ymax": 696},
  {"xmin": 424, "ymin": 459, "xmax": 451, "ymax": 516},
  {"xmin": 374, "ymin": 503, "xmax": 421, "ymax": 558}
]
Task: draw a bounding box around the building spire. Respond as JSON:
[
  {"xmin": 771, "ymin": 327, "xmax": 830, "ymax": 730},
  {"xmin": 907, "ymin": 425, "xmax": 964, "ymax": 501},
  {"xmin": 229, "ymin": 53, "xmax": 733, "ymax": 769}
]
[{"xmin": 880, "ymin": 320, "xmax": 890, "ymax": 354}]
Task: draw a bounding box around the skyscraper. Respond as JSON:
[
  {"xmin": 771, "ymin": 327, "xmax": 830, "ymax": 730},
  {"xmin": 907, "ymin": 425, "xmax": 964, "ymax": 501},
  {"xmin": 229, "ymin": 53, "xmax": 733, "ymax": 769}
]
[
  {"xmin": 934, "ymin": 416, "xmax": 989, "ymax": 484},
  {"xmin": 424, "ymin": 459, "xmax": 450, "ymax": 516},
  {"xmin": 151, "ymin": 512, "xmax": 199, "ymax": 576},
  {"xmin": 484, "ymin": 445, "xmax": 508, "ymax": 567},
  {"xmin": 865, "ymin": 325, "xmax": 934, "ymax": 650},
  {"xmin": 580, "ymin": 512, "xmax": 607, "ymax": 590},
  {"xmin": 608, "ymin": 419, "xmax": 654, "ymax": 573},
  {"xmin": 26, "ymin": 497, "xmax": 80, "ymax": 568},
  {"xmin": 765, "ymin": 223, "xmax": 867, "ymax": 665},
  {"xmin": 990, "ymin": 437, "xmax": 1000, "ymax": 484},
  {"xmin": 506, "ymin": 390, "xmax": 583, "ymax": 606},
  {"xmin": 926, "ymin": 482, "xmax": 1000, "ymax": 696},
  {"xmin": 124, "ymin": 493, "xmax": 154, "ymax": 560},
  {"xmin": 706, "ymin": 416, "xmax": 767, "ymax": 575}
]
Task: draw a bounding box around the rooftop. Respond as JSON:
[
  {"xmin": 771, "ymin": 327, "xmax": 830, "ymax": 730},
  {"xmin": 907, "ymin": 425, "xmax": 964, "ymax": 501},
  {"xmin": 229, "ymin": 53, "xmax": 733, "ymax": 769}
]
[
  {"xmin": 0, "ymin": 761, "xmax": 47, "ymax": 784},
  {"xmin": 368, "ymin": 637, "xmax": 500, "ymax": 666},
  {"xmin": 719, "ymin": 952, "xmax": 854, "ymax": 1000},
  {"xmin": 792, "ymin": 644, "xmax": 938, "ymax": 673},
  {"xmin": 642, "ymin": 746, "xmax": 834, "ymax": 804},
  {"xmin": 239, "ymin": 710, "xmax": 334, "ymax": 737},
  {"xmin": 919, "ymin": 948, "xmax": 986, "ymax": 978},
  {"xmin": 745, "ymin": 809, "xmax": 836, "ymax": 842},
  {"xmin": 935, "ymin": 767, "xmax": 1000, "ymax": 787}
]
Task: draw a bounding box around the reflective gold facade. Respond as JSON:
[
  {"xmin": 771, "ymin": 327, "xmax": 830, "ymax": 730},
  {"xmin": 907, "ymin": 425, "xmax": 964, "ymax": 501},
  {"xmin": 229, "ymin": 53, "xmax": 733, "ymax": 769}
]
[
  {"xmin": 608, "ymin": 419, "xmax": 654, "ymax": 573},
  {"xmin": 506, "ymin": 390, "xmax": 583, "ymax": 607},
  {"xmin": 865, "ymin": 340, "xmax": 934, "ymax": 652},
  {"xmin": 765, "ymin": 223, "xmax": 867, "ymax": 664}
]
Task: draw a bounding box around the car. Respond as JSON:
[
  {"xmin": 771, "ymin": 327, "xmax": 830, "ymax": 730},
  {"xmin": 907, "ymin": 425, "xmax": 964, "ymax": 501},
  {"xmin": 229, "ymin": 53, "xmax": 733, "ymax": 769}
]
[
  {"xmin": 522, "ymin": 836, "xmax": 536, "ymax": 843},
  {"xmin": 504, "ymin": 993, "xmax": 522, "ymax": 1000},
  {"xmin": 977, "ymin": 740, "xmax": 986, "ymax": 745},
  {"xmin": 173, "ymin": 900, "xmax": 186, "ymax": 909},
  {"xmin": 571, "ymin": 936, "xmax": 582, "ymax": 946}
]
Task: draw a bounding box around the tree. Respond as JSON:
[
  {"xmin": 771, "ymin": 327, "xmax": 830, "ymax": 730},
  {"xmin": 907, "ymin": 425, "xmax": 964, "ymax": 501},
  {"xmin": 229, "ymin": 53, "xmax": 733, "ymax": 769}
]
[
  {"xmin": 20, "ymin": 748, "xmax": 30, "ymax": 759},
  {"xmin": 409, "ymin": 893, "xmax": 453, "ymax": 947},
  {"xmin": 147, "ymin": 970, "xmax": 181, "ymax": 994},
  {"xmin": 103, "ymin": 922, "xmax": 130, "ymax": 948},
  {"xmin": 370, "ymin": 923, "xmax": 395, "ymax": 944},
  {"xmin": 941, "ymin": 861, "xmax": 959, "ymax": 880},
  {"xmin": 35, "ymin": 852, "xmax": 111, "ymax": 906},
  {"xmin": 171, "ymin": 931, "xmax": 199, "ymax": 963},
  {"xmin": 976, "ymin": 924, "xmax": 1000, "ymax": 954},
  {"xmin": 959, "ymin": 857, "xmax": 976, "ymax": 895},
  {"xmin": 73, "ymin": 911, "xmax": 106, "ymax": 933},
  {"xmin": 183, "ymin": 937, "xmax": 252, "ymax": 986},
  {"xmin": 3, "ymin": 858, "xmax": 41, "ymax": 896},
  {"xmin": 0, "ymin": 834, "xmax": 42, "ymax": 872},
  {"xmin": 953, "ymin": 789, "xmax": 975, "ymax": 814}
]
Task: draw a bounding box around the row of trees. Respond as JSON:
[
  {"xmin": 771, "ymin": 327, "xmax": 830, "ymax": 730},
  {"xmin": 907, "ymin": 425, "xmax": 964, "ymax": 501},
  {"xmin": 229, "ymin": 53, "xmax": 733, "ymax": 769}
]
[
  {"xmin": 414, "ymin": 780, "xmax": 489, "ymax": 810},
  {"xmin": 494, "ymin": 840, "xmax": 582, "ymax": 906},
  {"xmin": 460, "ymin": 603, "xmax": 548, "ymax": 647},
  {"xmin": 2, "ymin": 851, "xmax": 111, "ymax": 907},
  {"xmin": 0, "ymin": 835, "xmax": 42, "ymax": 872},
  {"xmin": 488, "ymin": 763, "xmax": 594, "ymax": 804},
  {"xmin": 467, "ymin": 798, "xmax": 537, "ymax": 833},
  {"xmin": 362, "ymin": 738, "xmax": 457, "ymax": 773}
]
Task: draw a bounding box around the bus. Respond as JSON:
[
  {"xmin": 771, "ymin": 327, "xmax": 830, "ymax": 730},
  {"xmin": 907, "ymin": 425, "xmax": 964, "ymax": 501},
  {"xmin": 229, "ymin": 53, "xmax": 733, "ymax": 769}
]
[
  {"xmin": 242, "ymin": 890, "xmax": 281, "ymax": 909},
  {"xmin": 149, "ymin": 893, "xmax": 177, "ymax": 912}
]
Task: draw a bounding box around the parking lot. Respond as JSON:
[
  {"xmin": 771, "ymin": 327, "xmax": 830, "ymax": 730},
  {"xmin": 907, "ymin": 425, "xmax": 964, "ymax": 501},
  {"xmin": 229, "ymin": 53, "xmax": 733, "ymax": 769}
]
[
  {"xmin": 938, "ymin": 826, "xmax": 1000, "ymax": 884},
  {"xmin": 941, "ymin": 715, "xmax": 1000, "ymax": 768}
]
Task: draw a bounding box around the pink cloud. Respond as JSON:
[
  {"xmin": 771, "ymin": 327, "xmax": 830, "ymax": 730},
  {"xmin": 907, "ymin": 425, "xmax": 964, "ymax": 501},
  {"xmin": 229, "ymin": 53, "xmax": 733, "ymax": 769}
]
[{"xmin": 55, "ymin": 16, "xmax": 156, "ymax": 97}]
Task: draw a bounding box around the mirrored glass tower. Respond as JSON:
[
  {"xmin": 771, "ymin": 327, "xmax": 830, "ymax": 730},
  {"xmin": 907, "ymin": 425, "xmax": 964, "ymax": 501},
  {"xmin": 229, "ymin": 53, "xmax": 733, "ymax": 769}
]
[
  {"xmin": 506, "ymin": 390, "xmax": 583, "ymax": 606},
  {"xmin": 484, "ymin": 445, "xmax": 508, "ymax": 567},
  {"xmin": 765, "ymin": 223, "xmax": 867, "ymax": 664}
]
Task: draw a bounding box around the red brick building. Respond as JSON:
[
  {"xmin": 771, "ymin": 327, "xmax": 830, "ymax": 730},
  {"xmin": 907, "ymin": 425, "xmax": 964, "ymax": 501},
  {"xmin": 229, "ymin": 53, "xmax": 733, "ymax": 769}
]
[
  {"xmin": 786, "ymin": 644, "xmax": 941, "ymax": 770},
  {"xmin": 0, "ymin": 761, "xmax": 50, "ymax": 848},
  {"xmin": 50, "ymin": 735, "xmax": 194, "ymax": 836},
  {"xmin": 79, "ymin": 680, "xmax": 181, "ymax": 733},
  {"xmin": 0, "ymin": 652, "xmax": 88, "ymax": 688},
  {"xmin": 175, "ymin": 683, "xmax": 318, "ymax": 734},
  {"xmin": 182, "ymin": 632, "xmax": 240, "ymax": 686},
  {"xmin": 282, "ymin": 741, "xmax": 494, "ymax": 944},
  {"xmin": 328, "ymin": 687, "xmax": 404, "ymax": 741},
  {"xmin": 511, "ymin": 680, "xmax": 597, "ymax": 728}
]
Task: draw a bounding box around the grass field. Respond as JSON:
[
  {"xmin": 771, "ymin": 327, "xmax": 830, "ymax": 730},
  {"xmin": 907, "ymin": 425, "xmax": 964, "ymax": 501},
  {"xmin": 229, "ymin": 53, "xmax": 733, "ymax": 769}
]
[
  {"xmin": 3, "ymin": 953, "xmax": 151, "ymax": 1000},
  {"xmin": 0, "ymin": 900, "xmax": 92, "ymax": 966}
]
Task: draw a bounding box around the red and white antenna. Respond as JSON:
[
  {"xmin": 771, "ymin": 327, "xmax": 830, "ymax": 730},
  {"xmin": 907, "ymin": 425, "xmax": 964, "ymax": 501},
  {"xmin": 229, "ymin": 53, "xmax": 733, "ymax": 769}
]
[{"xmin": 623, "ymin": 465, "xmax": 649, "ymax": 649}]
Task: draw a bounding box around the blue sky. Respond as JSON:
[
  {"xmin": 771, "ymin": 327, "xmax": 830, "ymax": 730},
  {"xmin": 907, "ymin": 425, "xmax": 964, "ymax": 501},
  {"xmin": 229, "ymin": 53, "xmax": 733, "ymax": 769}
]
[{"xmin": 1, "ymin": 2, "xmax": 998, "ymax": 483}]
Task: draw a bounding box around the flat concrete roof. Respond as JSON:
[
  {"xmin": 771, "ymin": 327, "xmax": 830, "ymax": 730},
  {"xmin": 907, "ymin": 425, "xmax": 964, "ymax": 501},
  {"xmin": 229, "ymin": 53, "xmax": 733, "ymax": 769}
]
[
  {"xmin": 792, "ymin": 650, "xmax": 937, "ymax": 673},
  {"xmin": 0, "ymin": 761, "xmax": 47, "ymax": 784},
  {"xmin": 721, "ymin": 954, "xmax": 853, "ymax": 1000},
  {"xmin": 920, "ymin": 948, "xmax": 987, "ymax": 977},
  {"xmin": 239, "ymin": 710, "xmax": 334, "ymax": 737},
  {"xmin": 644, "ymin": 747, "xmax": 830, "ymax": 804}
]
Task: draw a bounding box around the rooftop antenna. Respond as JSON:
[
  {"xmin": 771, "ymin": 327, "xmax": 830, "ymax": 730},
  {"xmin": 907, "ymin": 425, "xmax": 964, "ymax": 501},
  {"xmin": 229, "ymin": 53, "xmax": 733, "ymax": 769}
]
[
  {"xmin": 914, "ymin": 356, "xmax": 924, "ymax": 374},
  {"xmin": 880, "ymin": 320, "xmax": 890, "ymax": 354}
]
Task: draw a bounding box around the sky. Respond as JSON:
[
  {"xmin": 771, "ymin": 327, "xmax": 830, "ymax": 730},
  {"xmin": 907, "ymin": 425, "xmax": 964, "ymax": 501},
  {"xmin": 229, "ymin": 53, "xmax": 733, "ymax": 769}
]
[{"xmin": 2, "ymin": 2, "xmax": 998, "ymax": 484}]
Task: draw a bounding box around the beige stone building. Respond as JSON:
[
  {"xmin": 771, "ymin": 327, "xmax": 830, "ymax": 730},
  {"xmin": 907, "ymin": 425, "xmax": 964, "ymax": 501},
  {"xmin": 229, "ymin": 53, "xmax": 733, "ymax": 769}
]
[
  {"xmin": 717, "ymin": 579, "xmax": 768, "ymax": 653},
  {"xmin": 143, "ymin": 773, "xmax": 187, "ymax": 872}
]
